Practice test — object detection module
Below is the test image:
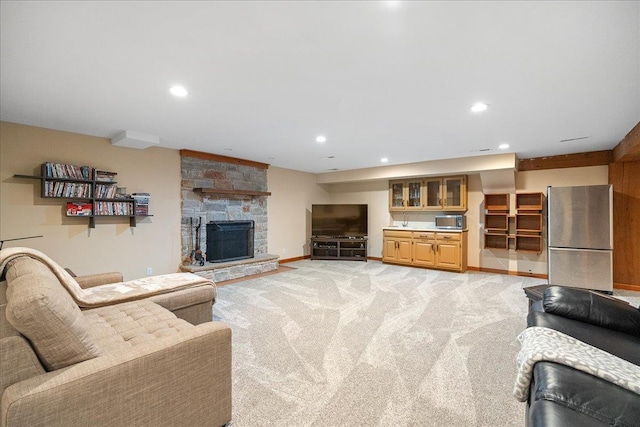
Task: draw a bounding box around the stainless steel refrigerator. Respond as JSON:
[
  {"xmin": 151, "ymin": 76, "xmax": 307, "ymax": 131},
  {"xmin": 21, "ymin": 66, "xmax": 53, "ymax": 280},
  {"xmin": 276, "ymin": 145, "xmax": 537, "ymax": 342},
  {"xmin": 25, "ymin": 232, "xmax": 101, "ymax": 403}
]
[{"xmin": 547, "ymin": 185, "xmax": 613, "ymax": 292}]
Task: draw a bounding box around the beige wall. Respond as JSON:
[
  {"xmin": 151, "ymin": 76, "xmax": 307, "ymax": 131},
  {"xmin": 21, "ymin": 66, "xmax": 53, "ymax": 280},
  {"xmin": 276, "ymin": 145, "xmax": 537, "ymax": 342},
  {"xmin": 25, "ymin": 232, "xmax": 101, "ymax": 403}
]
[
  {"xmin": 267, "ymin": 167, "xmax": 330, "ymax": 259},
  {"xmin": 1, "ymin": 122, "xmax": 611, "ymax": 277},
  {"xmin": 1, "ymin": 122, "xmax": 181, "ymax": 280}
]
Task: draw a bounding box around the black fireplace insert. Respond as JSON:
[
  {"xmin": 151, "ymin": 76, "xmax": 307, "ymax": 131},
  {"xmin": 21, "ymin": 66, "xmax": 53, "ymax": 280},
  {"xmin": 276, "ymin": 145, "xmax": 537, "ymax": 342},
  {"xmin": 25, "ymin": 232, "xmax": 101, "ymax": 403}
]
[{"xmin": 206, "ymin": 220, "xmax": 255, "ymax": 263}]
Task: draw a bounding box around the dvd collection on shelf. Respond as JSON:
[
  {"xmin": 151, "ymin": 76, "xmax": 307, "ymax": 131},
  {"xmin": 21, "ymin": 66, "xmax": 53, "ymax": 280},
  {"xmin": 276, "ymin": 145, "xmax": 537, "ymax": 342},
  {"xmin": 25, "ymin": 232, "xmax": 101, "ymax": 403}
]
[
  {"xmin": 95, "ymin": 184, "xmax": 118, "ymax": 199},
  {"xmin": 132, "ymin": 193, "xmax": 150, "ymax": 215},
  {"xmin": 94, "ymin": 201, "xmax": 134, "ymax": 216},
  {"xmin": 95, "ymin": 170, "xmax": 117, "ymax": 182},
  {"xmin": 66, "ymin": 200, "xmax": 138, "ymax": 217},
  {"xmin": 42, "ymin": 162, "xmax": 150, "ymax": 219},
  {"xmin": 45, "ymin": 181, "xmax": 91, "ymax": 198},
  {"xmin": 44, "ymin": 162, "xmax": 93, "ymax": 180}
]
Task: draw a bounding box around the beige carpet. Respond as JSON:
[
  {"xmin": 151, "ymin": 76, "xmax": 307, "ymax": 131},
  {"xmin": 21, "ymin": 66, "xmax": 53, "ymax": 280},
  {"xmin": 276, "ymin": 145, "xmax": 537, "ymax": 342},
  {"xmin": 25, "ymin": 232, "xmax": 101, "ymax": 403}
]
[{"xmin": 213, "ymin": 260, "xmax": 545, "ymax": 426}]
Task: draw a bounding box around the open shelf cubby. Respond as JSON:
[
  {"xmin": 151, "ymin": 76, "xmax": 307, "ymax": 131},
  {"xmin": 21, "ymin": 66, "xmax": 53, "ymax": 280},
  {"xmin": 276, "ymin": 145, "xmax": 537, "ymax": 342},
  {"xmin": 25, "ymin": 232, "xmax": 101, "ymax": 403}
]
[
  {"xmin": 515, "ymin": 213, "xmax": 542, "ymax": 233},
  {"xmin": 515, "ymin": 235, "xmax": 543, "ymax": 253},
  {"xmin": 484, "ymin": 193, "xmax": 509, "ymax": 211},
  {"xmin": 485, "ymin": 213, "xmax": 509, "ymax": 231},
  {"xmin": 484, "ymin": 233, "xmax": 508, "ymax": 250},
  {"xmin": 310, "ymin": 237, "xmax": 367, "ymax": 261},
  {"xmin": 516, "ymin": 192, "xmax": 544, "ymax": 211}
]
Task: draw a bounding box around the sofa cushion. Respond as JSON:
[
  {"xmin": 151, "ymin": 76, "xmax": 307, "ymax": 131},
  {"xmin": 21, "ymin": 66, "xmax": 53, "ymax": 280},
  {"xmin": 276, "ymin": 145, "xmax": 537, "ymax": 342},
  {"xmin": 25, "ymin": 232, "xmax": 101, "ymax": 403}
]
[
  {"xmin": 530, "ymin": 362, "xmax": 640, "ymax": 426},
  {"xmin": 4, "ymin": 258, "xmax": 102, "ymax": 371},
  {"xmin": 83, "ymin": 299, "xmax": 195, "ymax": 354},
  {"xmin": 528, "ymin": 399, "xmax": 611, "ymax": 427},
  {"xmin": 543, "ymin": 286, "xmax": 640, "ymax": 338}
]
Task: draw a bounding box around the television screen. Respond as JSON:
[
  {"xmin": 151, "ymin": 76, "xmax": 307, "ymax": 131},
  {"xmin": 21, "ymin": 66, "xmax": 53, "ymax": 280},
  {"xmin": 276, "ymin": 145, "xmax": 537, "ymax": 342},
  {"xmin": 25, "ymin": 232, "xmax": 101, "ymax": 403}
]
[{"xmin": 312, "ymin": 204, "xmax": 368, "ymax": 237}]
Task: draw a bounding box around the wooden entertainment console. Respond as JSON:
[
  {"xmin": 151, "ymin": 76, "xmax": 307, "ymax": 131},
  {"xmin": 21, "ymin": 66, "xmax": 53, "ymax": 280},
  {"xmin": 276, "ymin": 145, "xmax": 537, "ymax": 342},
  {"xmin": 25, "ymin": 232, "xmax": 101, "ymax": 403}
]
[{"xmin": 310, "ymin": 237, "xmax": 367, "ymax": 261}]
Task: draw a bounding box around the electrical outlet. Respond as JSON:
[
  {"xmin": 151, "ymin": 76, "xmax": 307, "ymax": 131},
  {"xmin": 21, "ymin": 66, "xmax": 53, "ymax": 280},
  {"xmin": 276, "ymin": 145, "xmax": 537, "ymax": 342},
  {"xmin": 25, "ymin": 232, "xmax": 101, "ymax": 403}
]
[{"xmin": 146, "ymin": 267, "xmax": 152, "ymax": 276}]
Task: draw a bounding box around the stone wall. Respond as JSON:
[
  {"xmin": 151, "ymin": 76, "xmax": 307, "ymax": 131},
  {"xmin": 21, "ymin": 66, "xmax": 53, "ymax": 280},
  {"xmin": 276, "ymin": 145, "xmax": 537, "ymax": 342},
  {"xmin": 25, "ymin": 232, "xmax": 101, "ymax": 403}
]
[
  {"xmin": 180, "ymin": 154, "xmax": 268, "ymax": 261},
  {"xmin": 180, "ymin": 254, "xmax": 280, "ymax": 282}
]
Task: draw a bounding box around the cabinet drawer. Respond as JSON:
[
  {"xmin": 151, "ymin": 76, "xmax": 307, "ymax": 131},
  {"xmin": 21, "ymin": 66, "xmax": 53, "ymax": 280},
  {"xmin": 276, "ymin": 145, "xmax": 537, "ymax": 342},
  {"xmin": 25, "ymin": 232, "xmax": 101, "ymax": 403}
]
[
  {"xmin": 383, "ymin": 230, "xmax": 412, "ymax": 238},
  {"xmin": 435, "ymin": 232, "xmax": 460, "ymax": 241},
  {"xmin": 412, "ymin": 232, "xmax": 435, "ymax": 240}
]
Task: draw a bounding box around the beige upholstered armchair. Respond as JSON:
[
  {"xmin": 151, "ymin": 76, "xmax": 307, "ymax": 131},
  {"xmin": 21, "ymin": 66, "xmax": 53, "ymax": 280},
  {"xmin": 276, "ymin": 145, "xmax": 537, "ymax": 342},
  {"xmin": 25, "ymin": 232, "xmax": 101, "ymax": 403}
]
[{"xmin": 0, "ymin": 249, "xmax": 232, "ymax": 427}]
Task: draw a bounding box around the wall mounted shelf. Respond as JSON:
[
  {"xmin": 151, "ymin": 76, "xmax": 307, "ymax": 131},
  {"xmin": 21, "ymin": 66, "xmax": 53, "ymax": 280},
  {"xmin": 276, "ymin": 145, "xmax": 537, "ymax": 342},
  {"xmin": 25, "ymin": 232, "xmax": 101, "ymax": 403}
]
[{"xmin": 13, "ymin": 163, "xmax": 151, "ymax": 229}]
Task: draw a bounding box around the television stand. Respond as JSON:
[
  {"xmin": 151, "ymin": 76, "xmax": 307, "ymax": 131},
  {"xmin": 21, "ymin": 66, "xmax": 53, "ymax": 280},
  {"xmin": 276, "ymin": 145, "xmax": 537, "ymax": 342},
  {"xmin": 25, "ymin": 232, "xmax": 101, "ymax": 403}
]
[{"xmin": 310, "ymin": 237, "xmax": 367, "ymax": 261}]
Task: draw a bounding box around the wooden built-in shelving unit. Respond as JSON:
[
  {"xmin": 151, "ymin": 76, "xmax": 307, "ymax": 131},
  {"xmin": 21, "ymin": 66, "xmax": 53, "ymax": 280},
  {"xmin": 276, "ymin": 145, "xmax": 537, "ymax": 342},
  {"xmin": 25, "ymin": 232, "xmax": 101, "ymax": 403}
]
[{"xmin": 483, "ymin": 192, "xmax": 544, "ymax": 253}]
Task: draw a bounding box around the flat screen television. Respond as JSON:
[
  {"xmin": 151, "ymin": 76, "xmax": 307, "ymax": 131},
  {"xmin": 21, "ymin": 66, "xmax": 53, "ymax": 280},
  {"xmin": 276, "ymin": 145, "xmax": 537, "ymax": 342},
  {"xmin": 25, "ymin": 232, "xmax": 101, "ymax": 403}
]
[{"xmin": 312, "ymin": 204, "xmax": 368, "ymax": 238}]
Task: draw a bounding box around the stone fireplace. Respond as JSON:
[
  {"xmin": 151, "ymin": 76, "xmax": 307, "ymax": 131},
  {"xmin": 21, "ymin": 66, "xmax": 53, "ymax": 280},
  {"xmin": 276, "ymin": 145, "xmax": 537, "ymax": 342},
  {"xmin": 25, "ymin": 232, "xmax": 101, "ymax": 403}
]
[{"xmin": 179, "ymin": 150, "xmax": 278, "ymax": 281}]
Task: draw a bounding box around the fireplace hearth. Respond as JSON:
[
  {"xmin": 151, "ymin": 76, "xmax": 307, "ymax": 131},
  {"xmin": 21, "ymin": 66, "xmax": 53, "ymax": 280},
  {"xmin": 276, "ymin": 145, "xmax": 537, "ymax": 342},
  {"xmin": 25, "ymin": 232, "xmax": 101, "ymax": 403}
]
[{"xmin": 206, "ymin": 220, "xmax": 255, "ymax": 263}]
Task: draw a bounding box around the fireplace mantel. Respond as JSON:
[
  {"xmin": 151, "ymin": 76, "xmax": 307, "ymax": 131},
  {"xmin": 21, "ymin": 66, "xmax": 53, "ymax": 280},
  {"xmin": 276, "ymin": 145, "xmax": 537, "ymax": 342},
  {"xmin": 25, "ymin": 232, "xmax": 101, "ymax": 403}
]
[{"xmin": 193, "ymin": 188, "xmax": 271, "ymax": 197}]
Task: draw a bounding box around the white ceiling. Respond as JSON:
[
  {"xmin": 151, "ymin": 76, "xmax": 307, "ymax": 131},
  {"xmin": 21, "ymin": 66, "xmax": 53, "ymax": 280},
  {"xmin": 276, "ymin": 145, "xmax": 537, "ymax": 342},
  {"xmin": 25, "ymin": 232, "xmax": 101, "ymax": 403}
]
[{"xmin": 1, "ymin": 1, "xmax": 639, "ymax": 173}]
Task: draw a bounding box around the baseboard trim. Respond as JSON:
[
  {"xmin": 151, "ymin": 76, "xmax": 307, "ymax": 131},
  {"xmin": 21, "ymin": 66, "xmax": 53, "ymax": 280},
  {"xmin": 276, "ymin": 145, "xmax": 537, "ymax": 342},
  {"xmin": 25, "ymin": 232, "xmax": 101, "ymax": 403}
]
[
  {"xmin": 280, "ymin": 255, "xmax": 383, "ymax": 263},
  {"xmin": 614, "ymin": 282, "xmax": 640, "ymax": 291},
  {"xmin": 279, "ymin": 255, "xmax": 310, "ymax": 264},
  {"xmin": 467, "ymin": 266, "xmax": 548, "ymax": 279}
]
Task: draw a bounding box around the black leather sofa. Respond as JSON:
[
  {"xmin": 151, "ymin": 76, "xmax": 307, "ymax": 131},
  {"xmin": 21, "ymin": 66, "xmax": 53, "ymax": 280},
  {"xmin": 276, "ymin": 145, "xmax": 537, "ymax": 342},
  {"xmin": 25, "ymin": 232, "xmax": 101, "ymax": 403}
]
[{"xmin": 525, "ymin": 286, "xmax": 640, "ymax": 427}]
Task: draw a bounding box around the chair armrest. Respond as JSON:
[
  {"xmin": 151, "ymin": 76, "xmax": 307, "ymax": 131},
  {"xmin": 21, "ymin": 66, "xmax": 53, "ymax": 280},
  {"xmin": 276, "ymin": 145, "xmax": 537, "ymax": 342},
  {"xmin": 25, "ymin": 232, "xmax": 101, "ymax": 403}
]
[
  {"xmin": 74, "ymin": 272, "xmax": 124, "ymax": 289},
  {"xmin": 1, "ymin": 321, "xmax": 232, "ymax": 427},
  {"xmin": 543, "ymin": 286, "xmax": 640, "ymax": 338},
  {"xmin": 0, "ymin": 336, "xmax": 46, "ymax": 400}
]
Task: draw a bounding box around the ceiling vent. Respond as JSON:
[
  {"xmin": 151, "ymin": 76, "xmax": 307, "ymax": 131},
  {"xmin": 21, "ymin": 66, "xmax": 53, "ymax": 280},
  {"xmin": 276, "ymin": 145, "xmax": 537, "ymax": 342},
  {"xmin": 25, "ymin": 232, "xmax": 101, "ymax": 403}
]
[{"xmin": 111, "ymin": 130, "xmax": 160, "ymax": 149}]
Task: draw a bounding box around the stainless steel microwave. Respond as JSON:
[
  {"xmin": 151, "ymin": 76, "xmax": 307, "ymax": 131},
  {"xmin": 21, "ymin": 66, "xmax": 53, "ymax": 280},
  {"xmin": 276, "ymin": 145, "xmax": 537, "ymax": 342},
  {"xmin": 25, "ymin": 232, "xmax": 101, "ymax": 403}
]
[{"xmin": 435, "ymin": 215, "xmax": 466, "ymax": 230}]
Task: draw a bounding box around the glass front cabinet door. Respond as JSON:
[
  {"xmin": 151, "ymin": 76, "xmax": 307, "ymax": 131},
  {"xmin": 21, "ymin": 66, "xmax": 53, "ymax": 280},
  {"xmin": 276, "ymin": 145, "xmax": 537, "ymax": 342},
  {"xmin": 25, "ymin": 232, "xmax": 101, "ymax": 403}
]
[
  {"xmin": 389, "ymin": 181, "xmax": 405, "ymax": 210},
  {"xmin": 424, "ymin": 179, "xmax": 443, "ymax": 210},
  {"xmin": 424, "ymin": 176, "xmax": 467, "ymax": 211},
  {"xmin": 389, "ymin": 179, "xmax": 424, "ymax": 211},
  {"xmin": 405, "ymin": 179, "xmax": 423, "ymax": 210},
  {"xmin": 443, "ymin": 176, "xmax": 467, "ymax": 210}
]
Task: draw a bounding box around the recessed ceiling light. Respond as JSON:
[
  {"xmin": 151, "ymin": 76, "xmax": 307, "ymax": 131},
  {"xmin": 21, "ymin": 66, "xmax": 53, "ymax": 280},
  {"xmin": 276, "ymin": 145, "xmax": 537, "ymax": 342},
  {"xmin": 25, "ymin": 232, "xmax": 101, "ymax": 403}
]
[
  {"xmin": 498, "ymin": 143, "xmax": 510, "ymax": 150},
  {"xmin": 385, "ymin": 1, "xmax": 401, "ymax": 8},
  {"xmin": 170, "ymin": 85, "xmax": 188, "ymax": 97},
  {"xmin": 470, "ymin": 102, "xmax": 489, "ymax": 113},
  {"xmin": 381, "ymin": 157, "xmax": 389, "ymax": 163},
  {"xmin": 316, "ymin": 135, "xmax": 327, "ymax": 143}
]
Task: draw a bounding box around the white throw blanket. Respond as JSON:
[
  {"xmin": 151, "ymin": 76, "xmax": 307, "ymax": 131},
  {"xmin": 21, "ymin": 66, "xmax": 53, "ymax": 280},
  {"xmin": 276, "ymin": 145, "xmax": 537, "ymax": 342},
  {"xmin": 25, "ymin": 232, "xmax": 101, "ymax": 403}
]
[
  {"xmin": 514, "ymin": 326, "xmax": 640, "ymax": 401},
  {"xmin": 0, "ymin": 247, "xmax": 215, "ymax": 308}
]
